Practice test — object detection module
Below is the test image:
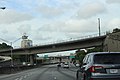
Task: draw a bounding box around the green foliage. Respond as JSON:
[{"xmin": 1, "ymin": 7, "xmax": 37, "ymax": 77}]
[
  {"xmin": 113, "ymin": 28, "xmax": 120, "ymax": 33},
  {"xmin": 87, "ymin": 47, "xmax": 103, "ymax": 53},
  {"xmin": 75, "ymin": 50, "xmax": 86, "ymax": 63},
  {"xmin": 75, "ymin": 47, "xmax": 103, "ymax": 63},
  {"xmin": 0, "ymin": 43, "xmax": 12, "ymax": 50}
]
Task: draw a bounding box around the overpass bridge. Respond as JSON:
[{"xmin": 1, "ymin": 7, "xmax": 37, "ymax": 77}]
[
  {"xmin": 0, "ymin": 34, "xmax": 107, "ymax": 55},
  {"xmin": 0, "ymin": 34, "xmax": 107, "ymax": 65},
  {"xmin": 1, "ymin": 31, "xmax": 120, "ymax": 65}
]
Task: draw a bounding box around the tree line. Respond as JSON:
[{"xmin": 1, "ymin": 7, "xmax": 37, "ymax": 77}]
[{"xmin": 0, "ymin": 43, "xmax": 12, "ymax": 50}]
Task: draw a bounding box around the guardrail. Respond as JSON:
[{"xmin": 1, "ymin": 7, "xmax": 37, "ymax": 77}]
[
  {"xmin": 0, "ymin": 65, "xmax": 38, "ymax": 74},
  {"xmin": 34, "ymin": 32, "xmax": 107, "ymax": 46}
]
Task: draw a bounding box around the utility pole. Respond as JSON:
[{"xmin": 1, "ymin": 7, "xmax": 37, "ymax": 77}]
[
  {"xmin": 10, "ymin": 42, "xmax": 13, "ymax": 66},
  {"xmin": 0, "ymin": 37, "xmax": 21, "ymax": 66},
  {"xmin": 98, "ymin": 18, "xmax": 101, "ymax": 36}
]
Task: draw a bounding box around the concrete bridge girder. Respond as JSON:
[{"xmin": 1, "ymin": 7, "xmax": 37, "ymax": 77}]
[
  {"xmin": 1, "ymin": 32, "xmax": 120, "ymax": 65},
  {"xmin": 0, "ymin": 35, "xmax": 106, "ymax": 55},
  {"xmin": 0, "ymin": 35, "xmax": 107, "ymax": 65}
]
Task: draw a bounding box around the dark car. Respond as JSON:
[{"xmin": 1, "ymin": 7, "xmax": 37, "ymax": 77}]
[
  {"xmin": 57, "ymin": 62, "xmax": 62, "ymax": 67},
  {"xmin": 76, "ymin": 52, "xmax": 120, "ymax": 80}
]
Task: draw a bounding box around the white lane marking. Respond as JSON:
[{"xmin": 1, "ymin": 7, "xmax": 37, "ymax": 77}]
[
  {"xmin": 54, "ymin": 77, "xmax": 57, "ymax": 80},
  {"xmin": 19, "ymin": 76, "xmax": 23, "ymax": 80},
  {"xmin": 27, "ymin": 73, "xmax": 32, "ymax": 76},
  {"xmin": 24, "ymin": 75, "xmax": 27, "ymax": 78},
  {"xmin": 14, "ymin": 73, "xmax": 33, "ymax": 80}
]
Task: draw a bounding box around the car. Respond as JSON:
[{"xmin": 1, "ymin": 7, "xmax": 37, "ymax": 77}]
[
  {"xmin": 63, "ymin": 62, "xmax": 69, "ymax": 68},
  {"xmin": 75, "ymin": 63, "xmax": 80, "ymax": 67},
  {"xmin": 57, "ymin": 63, "xmax": 61, "ymax": 67},
  {"xmin": 76, "ymin": 52, "xmax": 120, "ymax": 80}
]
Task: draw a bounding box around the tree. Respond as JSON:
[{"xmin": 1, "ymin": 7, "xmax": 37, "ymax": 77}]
[
  {"xmin": 75, "ymin": 47, "xmax": 103, "ymax": 63},
  {"xmin": 87, "ymin": 47, "xmax": 103, "ymax": 53},
  {"xmin": 0, "ymin": 43, "xmax": 12, "ymax": 50},
  {"xmin": 75, "ymin": 50, "xmax": 86, "ymax": 63},
  {"xmin": 113, "ymin": 28, "xmax": 120, "ymax": 33}
]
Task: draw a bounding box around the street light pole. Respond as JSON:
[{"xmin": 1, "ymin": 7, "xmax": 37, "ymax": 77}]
[
  {"xmin": 0, "ymin": 37, "xmax": 21, "ymax": 66},
  {"xmin": 98, "ymin": 18, "xmax": 101, "ymax": 36},
  {"xmin": 10, "ymin": 42, "xmax": 13, "ymax": 66},
  {"xmin": 10, "ymin": 37, "xmax": 21, "ymax": 66},
  {"xmin": 0, "ymin": 38, "xmax": 13, "ymax": 66}
]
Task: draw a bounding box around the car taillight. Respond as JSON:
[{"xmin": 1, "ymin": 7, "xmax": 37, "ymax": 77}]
[{"xmin": 89, "ymin": 66, "xmax": 103, "ymax": 73}]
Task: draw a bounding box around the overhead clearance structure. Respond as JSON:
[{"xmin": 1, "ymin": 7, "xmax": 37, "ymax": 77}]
[{"xmin": 0, "ymin": 32, "xmax": 120, "ymax": 65}]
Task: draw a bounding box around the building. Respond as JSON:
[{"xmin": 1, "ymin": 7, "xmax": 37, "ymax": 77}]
[{"xmin": 21, "ymin": 34, "xmax": 33, "ymax": 48}]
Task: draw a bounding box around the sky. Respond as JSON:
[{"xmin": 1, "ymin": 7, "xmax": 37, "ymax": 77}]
[{"xmin": 0, "ymin": 0, "xmax": 120, "ymax": 56}]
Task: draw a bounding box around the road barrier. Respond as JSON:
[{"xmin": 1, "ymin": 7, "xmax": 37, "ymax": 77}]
[{"xmin": 0, "ymin": 65, "xmax": 38, "ymax": 74}]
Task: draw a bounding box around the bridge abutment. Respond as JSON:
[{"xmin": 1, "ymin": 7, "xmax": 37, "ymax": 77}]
[{"xmin": 103, "ymin": 32, "xmax": 120, "ymax": 52}]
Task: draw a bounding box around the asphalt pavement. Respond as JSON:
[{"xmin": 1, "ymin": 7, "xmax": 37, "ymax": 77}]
[{"xmin": 0, "ymin": 63, "xmax": 78, "ymax": 80}]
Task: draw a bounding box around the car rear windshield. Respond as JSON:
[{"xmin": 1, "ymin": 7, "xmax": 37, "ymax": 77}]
[{"xmin": 94, "ymin": 53, "xmax": 120, "ymax": 64}]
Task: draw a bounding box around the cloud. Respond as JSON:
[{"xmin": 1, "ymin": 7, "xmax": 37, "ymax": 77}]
[
  {"xmin": 76, "ymin": 2, "xmax": 106, "ymax": 19},
  {"xmin": 38, "ymin": 22, "xmax": 64, "ymax": 32},
  {"xmin": 36, "ymin": 0, "xmax": 80, "ymax": 18},
  {"xmin": 0, "ymin": 0, "xmax": 116, "ymax": 47},
  {"xmin": 32, "ymin": 19, "xmax": 98, "ymax": 45},
  {"xmin": 107, "ymin": 18, "xmax": 120, "ymax": 29},
  {"xmin": 63, "ymin": 19, "xmax": 97, "ymax": 32},
  {"xmin": 17, "ymin": 24, "xmax": 32, "ymax": 35},
  {"xmin": 1, "ymin": 29, "xmax": 8, "ymax": 34},
  {"xmin": 0, "ymin": 9, "xmax": 33, "ymax": 24},
  {"xmin": 37, "ymin": 6, "xmax": 64, "ymax": 17},
  {"xmin": 38, "ymin": 19, "xmax": 97, "ymax": 34},
  {"xmin": 32, "ymin": 30, "xmax": 69, "ymax": 45},
  {"xmin": 106, "ymin": 0, "xmax": 120, "ymax": 4}
]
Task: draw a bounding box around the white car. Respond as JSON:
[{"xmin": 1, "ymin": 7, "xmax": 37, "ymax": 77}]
[
  {"xmin": 75, "ymin": 63, "xmax": 80, "ymax": 67},
  {"xmin": 63, "ymin": 62, "xmax": 69, "ymax": 68}
]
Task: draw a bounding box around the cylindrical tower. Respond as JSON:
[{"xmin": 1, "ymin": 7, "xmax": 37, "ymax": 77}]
[{"xmin": 21, "ymin": 33, "xmax": 33, "ymax": 48}]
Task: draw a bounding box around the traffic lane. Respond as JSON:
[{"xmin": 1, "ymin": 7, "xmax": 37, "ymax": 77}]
[
  {"xmin": 57, "ymin": 68, "xmax": 76, "ymax": 80},
  {"xmin": 35, "ymin": 64, "xmax": 77, "ymax": 80},
  {"xmin": 0, "ymin": 67, "xmax": 49, "ymax": 80},
  {"xmin": 0, "ymin": 64, "xmax": 77, "ymax": 80},
  {"xmin": 0, "ymin": 64, "xmax": 55, "ymax": 80},
  {"xmin": 21, "ymin": 65, "xmax": 76, "ymax": 80},
  {"xmin": 33, "ymin": 67, "xmax": 76, "ymax": 80}
]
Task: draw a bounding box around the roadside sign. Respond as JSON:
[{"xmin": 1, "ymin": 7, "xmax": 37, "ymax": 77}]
[
  {"xmin": 44, "ymin": 55, "xmax": 48, "ymax": 59},
  {"xmin": 70, "ymin": 56, "xmax": 75, "ymax": 58}
]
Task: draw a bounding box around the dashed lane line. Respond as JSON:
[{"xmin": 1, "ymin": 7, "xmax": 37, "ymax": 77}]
[{"xmin": 14, "ymin": 73, "xmax": 32, "ymax": 80}]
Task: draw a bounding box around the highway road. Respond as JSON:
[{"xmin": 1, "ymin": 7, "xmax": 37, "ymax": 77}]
[{"xmin": 0, "ymin": 64, "xmax": 78, "ymax": 80}]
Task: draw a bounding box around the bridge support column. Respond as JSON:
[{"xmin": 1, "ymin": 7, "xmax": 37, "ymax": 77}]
[{"xmin": 30, "ymin": 54, "xmax": 35, "ymax": 65}]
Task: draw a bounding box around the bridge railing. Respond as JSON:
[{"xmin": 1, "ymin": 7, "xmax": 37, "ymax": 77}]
[{"xmin": 34, "ymin": 32, "xmax": 107, "ymax": 46}]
